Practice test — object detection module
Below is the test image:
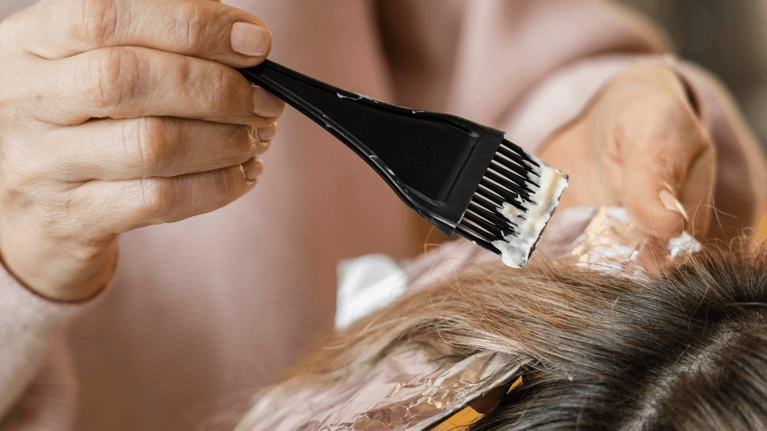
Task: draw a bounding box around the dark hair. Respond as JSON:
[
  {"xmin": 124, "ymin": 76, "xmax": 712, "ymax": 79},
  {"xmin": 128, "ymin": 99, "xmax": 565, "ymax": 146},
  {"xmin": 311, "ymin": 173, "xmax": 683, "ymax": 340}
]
[{"xmin": 256, "ymin": 240, "xmax": 767, "ymax": 430}]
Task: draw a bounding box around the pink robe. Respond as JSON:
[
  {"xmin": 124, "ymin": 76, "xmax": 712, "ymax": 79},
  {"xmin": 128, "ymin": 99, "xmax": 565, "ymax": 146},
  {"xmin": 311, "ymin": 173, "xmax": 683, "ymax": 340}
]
[{"xmin": 0, "ymin": 1, "xmax": 764, "ymax": 430}]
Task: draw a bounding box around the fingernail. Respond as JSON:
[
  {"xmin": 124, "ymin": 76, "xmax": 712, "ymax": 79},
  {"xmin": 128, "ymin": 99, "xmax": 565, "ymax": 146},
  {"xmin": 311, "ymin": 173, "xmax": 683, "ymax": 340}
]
[
  {"xmin": 230, "ymin": 22, "xmax": 271, "ymax": 57},
  {"xmin": 253, "ymin": 86, "xmax": 284, "ymax": 118},
  {"xmin": 258, "ymin": 123, "xmax": 277, "ymax": 142},
  {"xmin": 242, "ymin": 157, "xmax": 263, "ymax": 181},
  {"xmin": 658, "ymin": 189, "xmax": 688, "ymax": 221}
]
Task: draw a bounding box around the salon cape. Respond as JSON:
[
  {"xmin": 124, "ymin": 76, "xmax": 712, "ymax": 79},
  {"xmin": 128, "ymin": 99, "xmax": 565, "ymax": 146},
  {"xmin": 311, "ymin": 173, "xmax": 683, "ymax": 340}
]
[{"xmin": 0, "ymin": 1, "xmax": 765, "ymax": 430}]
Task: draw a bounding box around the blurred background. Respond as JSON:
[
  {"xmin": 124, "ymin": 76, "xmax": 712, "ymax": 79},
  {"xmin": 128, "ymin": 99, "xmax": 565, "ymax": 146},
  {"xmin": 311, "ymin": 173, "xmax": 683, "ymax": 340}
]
[{"xmin": 616, "ymin": 0, "xmax": 767, "ymax": 146}]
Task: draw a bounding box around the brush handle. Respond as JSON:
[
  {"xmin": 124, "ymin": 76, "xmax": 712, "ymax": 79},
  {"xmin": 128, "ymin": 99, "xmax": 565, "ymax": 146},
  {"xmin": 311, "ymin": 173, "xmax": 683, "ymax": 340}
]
[{"xmin": 239, "ymin": 60, "xmax": 503, "ymax": 235}]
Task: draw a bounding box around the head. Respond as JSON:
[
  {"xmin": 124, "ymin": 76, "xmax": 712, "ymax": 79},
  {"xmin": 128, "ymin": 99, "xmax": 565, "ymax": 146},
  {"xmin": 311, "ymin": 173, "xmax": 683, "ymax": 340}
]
[{"xmin": 242, "ymin": 240, "xmax": 767, "ymax": 430}]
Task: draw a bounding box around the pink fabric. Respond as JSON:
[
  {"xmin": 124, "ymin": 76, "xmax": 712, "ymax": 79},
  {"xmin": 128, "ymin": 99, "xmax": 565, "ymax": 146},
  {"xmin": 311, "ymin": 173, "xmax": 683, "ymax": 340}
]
[{"xmin": 0, "ymin": 1, "xmax": 764, "ymax": 430}]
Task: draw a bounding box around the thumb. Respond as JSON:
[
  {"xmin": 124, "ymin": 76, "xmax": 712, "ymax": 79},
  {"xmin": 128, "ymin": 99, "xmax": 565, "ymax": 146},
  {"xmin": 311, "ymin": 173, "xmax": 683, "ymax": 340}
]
[{"xmin": 620, "ymin": 156, "xmax": 688, "ymax": 240}]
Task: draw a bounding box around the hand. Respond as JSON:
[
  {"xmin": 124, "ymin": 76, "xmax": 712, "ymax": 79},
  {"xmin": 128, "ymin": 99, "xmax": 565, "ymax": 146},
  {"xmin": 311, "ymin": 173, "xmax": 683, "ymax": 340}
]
[
  {"xmin": 539, "ymin": 64, "xmax": 715, "ymax": 243},
  {"xmin": 0, "ymin": 0, "xmax": 285, "ymax": 300}
]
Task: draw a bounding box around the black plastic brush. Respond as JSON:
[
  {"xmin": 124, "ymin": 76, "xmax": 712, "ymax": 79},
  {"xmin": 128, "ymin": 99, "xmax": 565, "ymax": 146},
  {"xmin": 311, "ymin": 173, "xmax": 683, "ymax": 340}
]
[{"xmin": 239, "ymin": 60, "xmax": 568, "ymax": 268}]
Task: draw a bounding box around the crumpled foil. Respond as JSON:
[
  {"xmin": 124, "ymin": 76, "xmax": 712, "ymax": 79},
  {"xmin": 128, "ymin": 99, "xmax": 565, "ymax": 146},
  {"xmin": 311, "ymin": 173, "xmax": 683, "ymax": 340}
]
[
  {"xmin": 236, "ymin": 349, "xmax": 522, "ymax": 431},
  {"xmin": 237, "ymin": 206, "xmax": 702, "ymax": 431},
  {"xmin": 549, "ymin": 206, "xmax": 701, "ymax": 275}
]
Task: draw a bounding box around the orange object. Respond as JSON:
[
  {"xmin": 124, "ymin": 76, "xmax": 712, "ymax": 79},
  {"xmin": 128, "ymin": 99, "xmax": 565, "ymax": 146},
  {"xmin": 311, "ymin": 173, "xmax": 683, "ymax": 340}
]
[
  {"xmin": 430, "ymin": 406, "xmax": 484, "ymax": 431},
  {"xmin": 756, "ymin": 209, "xmax": 767, "ymax": 243},
  {"xmin": 431, "ymin": 376, "xmax": 524, "ymax": 431}
]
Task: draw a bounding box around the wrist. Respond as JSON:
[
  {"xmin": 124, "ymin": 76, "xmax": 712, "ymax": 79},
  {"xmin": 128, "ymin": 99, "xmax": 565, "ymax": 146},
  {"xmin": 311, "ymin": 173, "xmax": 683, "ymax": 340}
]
[{"xmin": 0, "ymin": 237, "xmax": 118, "ymax": 302}]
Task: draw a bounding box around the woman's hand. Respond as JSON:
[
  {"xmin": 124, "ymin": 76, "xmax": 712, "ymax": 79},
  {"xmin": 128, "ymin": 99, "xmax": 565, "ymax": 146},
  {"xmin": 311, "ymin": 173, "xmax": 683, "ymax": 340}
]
[
  {"xmin": 539, "ymin": 64, "xmax": 715, "ymax": 243},
  {"xmin": 0, "ymin": 0, "xmax": 284, "ymax": 301}
]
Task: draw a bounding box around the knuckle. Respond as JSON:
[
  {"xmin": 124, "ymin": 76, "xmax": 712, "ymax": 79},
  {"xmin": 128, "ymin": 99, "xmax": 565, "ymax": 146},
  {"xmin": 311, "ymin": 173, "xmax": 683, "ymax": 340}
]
[
  {"xmin": 207, "ymin": 66, "xmax": 238, "ymax": 117},
  {"xmin": 42, "ymin": 207, "xmax": 106, "ymax": 253},
  {"xmin": 81, "ymin": 47, "xmax": 138, "ymax": 108},
  {"xmin": 255, "ymin": 139, "xmax": 271, "ymax": 155},
  {"xmin": 136, "ymin": 178, "xmax": 175, "ymax": 221},
  {"xmin": 36, "ymin": 189, "xmax": 103, "ymax": 246},
  {"xmin": 173, "ymin": 2, "xmax": 214, "ymax": 54},
  {"xmin": 69, "ymin": 244, "xmax": 107, "ymax": 263},
  {"xmin": 174, "ymin": 55, "xmax": 194, "ymax": 88},
  {"xmin": 235, "ymin": 125, "xmax": 256, "ymax": 158},
  {"xmin": 247, "ymin": 125, "xmax": 259, "ymax": 145},
  {"xmin": 38, "ymin": 203, "xmax": 73, "ymax": 241},
  {"xmin": 130, "ymin": 117, "xmax": 179, "ymax": 173},
  {"xmin": 249, "ymin": 126, "xmax": 269, "ymax": 154},
  {"xmin": 1, "ymin": 157, "xmax": 38, "ymax": 193},
  {"xmin": 215, "ymin": 167, "xmax": 242, "ymax": 202},
  {"xmin": 68, "ymin": 0, "xmax": 120, "ymax": 46},
  {"xmin": 197, "ymin": 169, "xmax": 238, "ymax": 212},
  {"xmin": 644, "ymin": 93, "xmax": 687, "ymax": 118}
]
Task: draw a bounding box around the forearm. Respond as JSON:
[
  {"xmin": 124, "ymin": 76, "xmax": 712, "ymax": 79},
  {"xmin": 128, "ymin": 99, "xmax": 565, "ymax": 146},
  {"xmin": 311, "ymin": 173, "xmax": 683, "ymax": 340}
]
[
  {"xmin": 0, "ymin": 260, "xmax": 102, "ymax": 418},
  {"xmin": 0, "ymin": 338, "xmax": 78, "ymax": 429}
]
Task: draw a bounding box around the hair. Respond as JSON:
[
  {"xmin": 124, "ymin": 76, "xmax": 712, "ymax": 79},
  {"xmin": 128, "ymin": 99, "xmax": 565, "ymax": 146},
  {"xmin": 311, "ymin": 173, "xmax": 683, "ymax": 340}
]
[{"xmin": 251, "ymin": 239, "xmax": 767, "ymax": 430}]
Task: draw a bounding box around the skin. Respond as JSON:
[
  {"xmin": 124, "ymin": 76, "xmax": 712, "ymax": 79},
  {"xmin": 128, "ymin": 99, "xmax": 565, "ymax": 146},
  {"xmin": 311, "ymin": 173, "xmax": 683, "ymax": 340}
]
[
  {"xmin": 0, "ymin": 0, "xmax": 285, "ymax": 301},
  {"xmin": 539, "ymin": 64, "xmax": 716, "ymax": 259}
]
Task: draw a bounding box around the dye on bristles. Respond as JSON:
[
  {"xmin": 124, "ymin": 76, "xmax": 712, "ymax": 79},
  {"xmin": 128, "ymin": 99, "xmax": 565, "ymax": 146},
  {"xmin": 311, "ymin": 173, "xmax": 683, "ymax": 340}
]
[
  {"xmin": 240, "ymin": 61, "xmax": 568, "ymax": 267},
  {"xmin": 455, "ymin": 140, "xmax": 569, "ymax": 268}
]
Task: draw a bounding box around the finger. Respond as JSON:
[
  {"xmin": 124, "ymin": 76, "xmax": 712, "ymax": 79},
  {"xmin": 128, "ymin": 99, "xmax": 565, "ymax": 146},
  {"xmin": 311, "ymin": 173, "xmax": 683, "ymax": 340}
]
[
  {"xmin": 19, "ymin": 0, "xmax": 271, "ymax": 67},
  {"xmin": 47, "ymin": 118, "xmax": 258, "ymax": 181},
  {"xmin": 254, "ymin": 123, "xmax": 277, "ymax": 154},
  {"xmin": 618, "ymin": 132, "xmax": 713, "ymax": 241},
  {"xmin": 241, "ymin": 156, "xmax": 263, "ymax": 181},
  {"xmin": 679, "ymin": 145, "xmax": 716, "ymax": 240},
  {"xmin": 71, "ymin": 162, "xmax": 258, "ymax": 237},
  {"xmin": 609, "ymin": 96, "xmax": 711, "ymax": 240},
  {"xmin": 620, "ymin": 152, "xmax": 688, "ymax": 240},
  {"xmin": 30, "ymin": 46, "xmax": 283, "ymax": 126},
  {"xmin": 252, "ymin": 86, "xmax": 285, "ymax": 120}
]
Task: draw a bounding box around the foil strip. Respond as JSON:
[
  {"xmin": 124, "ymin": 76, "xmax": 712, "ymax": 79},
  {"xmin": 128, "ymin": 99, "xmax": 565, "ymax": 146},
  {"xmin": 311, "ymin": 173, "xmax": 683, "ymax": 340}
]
[
  {"xmin": 237, "ymin": 206, "xmax": 701, "ymax": 431},
  {"xmin": 237, "ymin": 349, "xmax": 522, "ymax": 431},
  {"xmin": 544, "ymin": 206, "xmax": 701, "ymax": 275}
]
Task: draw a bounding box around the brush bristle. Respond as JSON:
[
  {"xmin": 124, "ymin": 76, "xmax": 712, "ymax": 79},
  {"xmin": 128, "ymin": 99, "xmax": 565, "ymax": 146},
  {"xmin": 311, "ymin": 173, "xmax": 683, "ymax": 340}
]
[{"xmin": 455, "ymin": 140, "xmax": 569, "ymax": 268}]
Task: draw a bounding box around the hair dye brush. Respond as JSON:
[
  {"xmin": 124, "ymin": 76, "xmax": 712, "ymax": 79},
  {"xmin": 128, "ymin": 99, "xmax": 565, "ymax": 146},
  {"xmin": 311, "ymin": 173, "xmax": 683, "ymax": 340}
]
[{"xmin": 239, "ymin": 61, "xmax": 568, "ymax": 268}]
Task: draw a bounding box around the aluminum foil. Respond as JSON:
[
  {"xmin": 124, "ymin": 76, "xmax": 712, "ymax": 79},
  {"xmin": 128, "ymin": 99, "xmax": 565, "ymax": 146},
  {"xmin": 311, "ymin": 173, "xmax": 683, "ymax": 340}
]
[
  {"xmin": 236, "ymin": 206, "xmax": 701, "ymax": 431},
  {"xmin": 236, "ymin": 348, "xmax": 522, "ymax": 431},
  {"xmin": 546, "ymin": 206, "xmax": 701, "ymax": 275}
]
